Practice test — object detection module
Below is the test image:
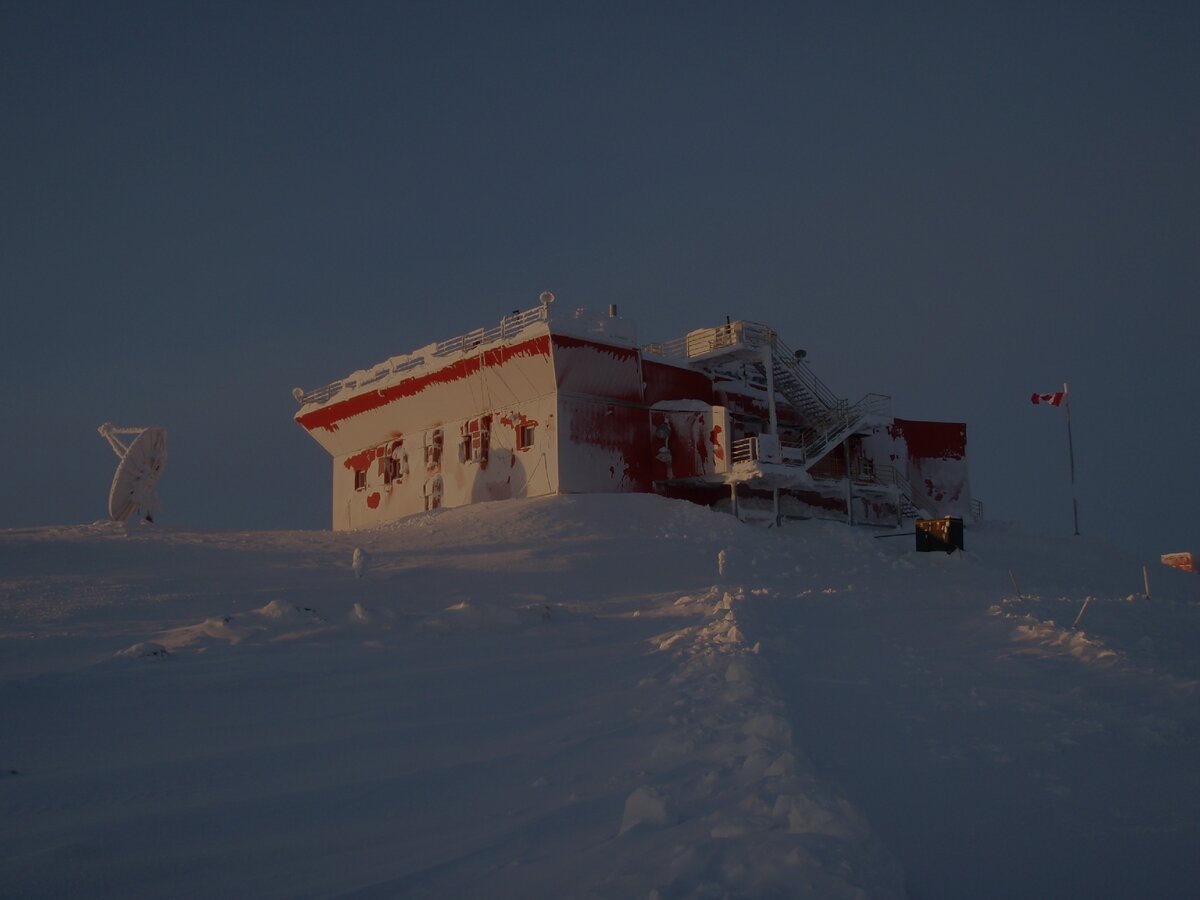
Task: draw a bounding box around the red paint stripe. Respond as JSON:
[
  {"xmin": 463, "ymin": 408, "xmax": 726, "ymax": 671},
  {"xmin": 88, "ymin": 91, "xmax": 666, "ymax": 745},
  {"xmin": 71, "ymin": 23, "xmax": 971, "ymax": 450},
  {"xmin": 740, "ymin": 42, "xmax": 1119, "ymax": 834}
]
[
  {"xmin": 298, "ymin": 335, "xmax": 552, "ymax": 432},
  {"xmin": 550, "ymin": 333, "xmax": 640, "ymax": 360}
]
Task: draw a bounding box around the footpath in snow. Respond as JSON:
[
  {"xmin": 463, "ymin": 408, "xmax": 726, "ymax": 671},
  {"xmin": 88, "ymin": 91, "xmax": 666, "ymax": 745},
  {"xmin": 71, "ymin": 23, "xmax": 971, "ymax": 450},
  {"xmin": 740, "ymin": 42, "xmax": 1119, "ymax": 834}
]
[{"xmin": 1, "ymin": 495, "xmax": 1197, "ymax": 898}]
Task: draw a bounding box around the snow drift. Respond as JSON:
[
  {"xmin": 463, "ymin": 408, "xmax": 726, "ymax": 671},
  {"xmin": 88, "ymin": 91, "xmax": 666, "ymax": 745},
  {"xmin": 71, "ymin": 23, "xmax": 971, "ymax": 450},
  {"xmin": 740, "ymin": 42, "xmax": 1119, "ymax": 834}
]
[{"xmin": 1, "ymin": 495, "xmax": 1197, "ymax": 898}]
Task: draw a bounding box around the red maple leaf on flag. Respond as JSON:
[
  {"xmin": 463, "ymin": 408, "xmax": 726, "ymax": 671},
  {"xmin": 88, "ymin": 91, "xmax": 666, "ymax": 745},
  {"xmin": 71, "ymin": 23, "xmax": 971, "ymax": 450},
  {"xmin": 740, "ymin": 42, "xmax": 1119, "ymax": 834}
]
[{"xmin": 1031, "ymin": 391, "xmax": 1065, "ymax": 407}]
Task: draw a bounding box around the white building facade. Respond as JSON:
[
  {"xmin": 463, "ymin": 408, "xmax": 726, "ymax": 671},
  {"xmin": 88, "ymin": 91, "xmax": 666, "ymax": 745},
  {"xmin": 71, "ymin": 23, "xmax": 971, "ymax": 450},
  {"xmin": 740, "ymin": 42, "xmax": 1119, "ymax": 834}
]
[{"xmin": 294, "ymin": 301, "xmax": 973, "ymax": 530}]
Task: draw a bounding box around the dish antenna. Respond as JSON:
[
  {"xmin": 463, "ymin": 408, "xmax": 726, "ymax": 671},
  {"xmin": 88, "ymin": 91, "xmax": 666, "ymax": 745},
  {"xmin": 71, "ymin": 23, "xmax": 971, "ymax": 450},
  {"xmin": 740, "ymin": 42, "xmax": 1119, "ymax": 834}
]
[
  {"xmin": 98, "ymin": 423, "xmax": 168, "ymax": 523},
  {"xmin": 538, "ymin": 290, "xmax": 555, "ymax": 305}
]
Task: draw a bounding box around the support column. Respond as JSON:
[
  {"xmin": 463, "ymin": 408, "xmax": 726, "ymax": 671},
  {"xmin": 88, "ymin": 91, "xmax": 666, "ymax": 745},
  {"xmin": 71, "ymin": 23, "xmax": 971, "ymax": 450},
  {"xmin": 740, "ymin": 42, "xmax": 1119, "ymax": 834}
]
[
  {"xmin": 730, "ymin": 481, "xmax": 739, "ymax": 521},
  {"xmin": 762, "ymin": 346, "xmax": 778, "ymax": 437},
  {"xmin": 764, "ymin": 343, "xmax": 779, "ymax": 527}
]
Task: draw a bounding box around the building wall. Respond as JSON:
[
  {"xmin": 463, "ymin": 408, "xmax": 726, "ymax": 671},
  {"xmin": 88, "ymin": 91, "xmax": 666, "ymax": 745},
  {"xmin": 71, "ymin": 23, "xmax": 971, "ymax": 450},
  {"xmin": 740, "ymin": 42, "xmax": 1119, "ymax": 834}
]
[
  {"xmin": 300, "ymin": 314, "xmax": 973, "ymax": 529},
  {"xmin": 553, "ymin": 333, "xmax": 649, "ymax": 494},
  {"xmin": 552, "ymin": 333, "xmax": 643, "ymax": 403},
  {"xmin": 643, "ymin": 359, "xmax": 714, "ymax": 406},
  {"xmin": 301, "ymin": 327, "xmax": 561, "ymax": 529},
  {"xmin": 861, "ymin": 418, "xmax": 972, "ymax": 518},
  {"xmin": 556, "ymin": 396, "xmax": 652, "ymax": 494},
  {"xmin": 649, "ymin": 405, "xmax": 730, "ymax": 483},
  {"xmin": 552, "ymin": 337, "xmax": 730, "ymax": 494},
  {"xmin": 330, "ymin": 394, "xmax": 559, "ymax": 530},
  {"xmin": 298, "ymin": 331, "xmax": 557, "ymax": 459}
]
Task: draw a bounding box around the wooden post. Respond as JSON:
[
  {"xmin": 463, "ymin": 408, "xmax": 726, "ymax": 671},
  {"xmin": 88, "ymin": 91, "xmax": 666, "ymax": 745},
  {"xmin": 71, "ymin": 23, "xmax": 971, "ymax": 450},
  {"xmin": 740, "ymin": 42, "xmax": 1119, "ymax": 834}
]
[
  {"xmin": 1143, "ymin": 565, "xmax": 1151, "ymax": 600},
  {"xmin": 1009, "ymin": 570, "xmax": 1024, "ymax": 599}
]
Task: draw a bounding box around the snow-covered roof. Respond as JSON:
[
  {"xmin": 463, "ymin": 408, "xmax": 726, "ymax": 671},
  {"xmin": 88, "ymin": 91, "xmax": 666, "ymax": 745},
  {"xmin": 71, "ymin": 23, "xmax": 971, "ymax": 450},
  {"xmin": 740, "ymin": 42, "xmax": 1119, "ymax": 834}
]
[{"xmin": 294, "ymin": 302, "xmax": 639, "ymax": 410}]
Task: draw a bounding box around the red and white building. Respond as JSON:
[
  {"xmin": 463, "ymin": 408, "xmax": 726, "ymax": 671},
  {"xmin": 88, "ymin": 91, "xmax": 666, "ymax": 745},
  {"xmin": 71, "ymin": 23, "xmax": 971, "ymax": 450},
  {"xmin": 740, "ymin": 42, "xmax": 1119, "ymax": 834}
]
[{"xmin": 293, "ymin": 300, "xmax": 973, "ymax": 530}]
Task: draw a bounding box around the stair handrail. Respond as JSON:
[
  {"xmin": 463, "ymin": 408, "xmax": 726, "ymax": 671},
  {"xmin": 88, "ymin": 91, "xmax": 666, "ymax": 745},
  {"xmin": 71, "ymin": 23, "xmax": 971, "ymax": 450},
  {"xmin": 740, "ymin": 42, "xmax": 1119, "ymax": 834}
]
[
  {"xmin": 767, "ymin": 332, "xmax": 845, "ymax": 413},
  {"xmin": 863, "ymin": 463, "xmax": 932, "ymax": 518}
]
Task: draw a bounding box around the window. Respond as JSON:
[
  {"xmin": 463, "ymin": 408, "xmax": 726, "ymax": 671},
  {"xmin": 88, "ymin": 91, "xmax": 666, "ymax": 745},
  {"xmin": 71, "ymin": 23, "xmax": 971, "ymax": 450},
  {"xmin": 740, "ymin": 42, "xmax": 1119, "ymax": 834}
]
[
  {"xmin": 424, "ymin": 429, "xmax": 443, "ymax": 473},
  {"xmin": 423, "ymin": 476, "xmax": 443, "ymax": 511},
  {"xmin": 386, "ymin": 441, "xmax": 406, "ymax": 484},
  {"xmin": 471, "ymin": 428, "xmax": 489, "ymax": 465},
  {"xmin": 461, "ymin": 417, "xmax": 490, "ymax": 467},
  {"xmin": 354, "ymin": 469, "xmax": 367, "ymax": 491},
  {"xmin": 518, "ymin": 423, "xmax": 535, "ymax": 450}
]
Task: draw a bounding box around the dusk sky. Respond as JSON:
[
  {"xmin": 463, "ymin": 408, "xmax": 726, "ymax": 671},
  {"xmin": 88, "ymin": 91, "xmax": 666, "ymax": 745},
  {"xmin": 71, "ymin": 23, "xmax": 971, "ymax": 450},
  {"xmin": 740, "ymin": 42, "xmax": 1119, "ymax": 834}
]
[{"xmin": 3, "ymin": 2, "xmax": 1197, "ymax": 560}]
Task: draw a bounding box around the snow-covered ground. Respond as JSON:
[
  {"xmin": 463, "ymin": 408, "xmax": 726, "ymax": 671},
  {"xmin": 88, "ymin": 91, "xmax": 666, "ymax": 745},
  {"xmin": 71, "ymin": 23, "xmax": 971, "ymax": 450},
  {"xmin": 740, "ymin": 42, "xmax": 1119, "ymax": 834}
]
[{"xmin": 2, "ymin": 496, "xmax": 1198, "ymax": 898}]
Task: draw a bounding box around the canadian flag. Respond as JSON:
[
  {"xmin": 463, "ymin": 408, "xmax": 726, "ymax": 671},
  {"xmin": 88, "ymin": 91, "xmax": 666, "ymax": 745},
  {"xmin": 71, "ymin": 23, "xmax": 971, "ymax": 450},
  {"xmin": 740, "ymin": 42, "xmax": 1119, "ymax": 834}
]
[{"xmin": 1031, "ymin": 391, "xmax": 1065, "ymax": 406}]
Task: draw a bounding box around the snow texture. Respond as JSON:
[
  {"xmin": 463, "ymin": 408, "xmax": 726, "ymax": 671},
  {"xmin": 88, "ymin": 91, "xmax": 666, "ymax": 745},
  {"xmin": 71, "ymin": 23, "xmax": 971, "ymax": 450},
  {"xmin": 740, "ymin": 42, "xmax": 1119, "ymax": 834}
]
[{"xmin": 2, "ymin": 495, "xmax": 1198, "ymax": 898}]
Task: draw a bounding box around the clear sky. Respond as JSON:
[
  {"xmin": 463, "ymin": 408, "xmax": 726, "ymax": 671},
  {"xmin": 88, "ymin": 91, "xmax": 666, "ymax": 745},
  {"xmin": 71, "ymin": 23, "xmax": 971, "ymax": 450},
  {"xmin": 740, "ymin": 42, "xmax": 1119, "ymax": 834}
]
[{"xmin": 3, "ymin": 1, "xmax": 1197, "ymax": 559}]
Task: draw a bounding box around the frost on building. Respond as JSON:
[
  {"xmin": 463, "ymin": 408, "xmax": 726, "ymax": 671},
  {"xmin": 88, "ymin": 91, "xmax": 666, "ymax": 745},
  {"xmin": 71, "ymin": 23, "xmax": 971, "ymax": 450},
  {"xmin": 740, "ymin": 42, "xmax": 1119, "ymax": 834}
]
[{"xmin": 293, "ymin": 298, "xmax": 974, "ymax": 530}]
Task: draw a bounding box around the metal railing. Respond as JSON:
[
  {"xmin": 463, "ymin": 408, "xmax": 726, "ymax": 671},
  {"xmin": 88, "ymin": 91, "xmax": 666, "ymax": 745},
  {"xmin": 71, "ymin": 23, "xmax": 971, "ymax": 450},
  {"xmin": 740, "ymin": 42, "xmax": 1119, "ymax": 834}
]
[
  {"xmin": 643, "ymin": 319, "xmax": 891, "ymax": 465},
  {"xmin": 645, "ymin": 320, "xmax": 846, "ymax": 414},
  {"xmin": 726, "ymin": 444, "xmax": 973, "ymax": 523},
  {"xmin": 768, "ymin": 330, "xmax": 843, "ymax": 413},
  {"xmin": 299, "ymin": 356, "xmax": 426, "ymax": 406},
  {"xmin": 644, "ymin": 322, "xmax": 743, "ymax": 360},
  {"xmin": 731, "ymin": 436, "xmax": 759, "ymax": 463},
  {"xmin": 432, "ymin": 305, "xmax": 549, "ymax": 357},
  {"xmin": 779, "ymin": 438, "xmax": 807, "ymax": 463},
  {"xmin": 298, "ymin": 304, "xmax": 551, "ymax": 406}
]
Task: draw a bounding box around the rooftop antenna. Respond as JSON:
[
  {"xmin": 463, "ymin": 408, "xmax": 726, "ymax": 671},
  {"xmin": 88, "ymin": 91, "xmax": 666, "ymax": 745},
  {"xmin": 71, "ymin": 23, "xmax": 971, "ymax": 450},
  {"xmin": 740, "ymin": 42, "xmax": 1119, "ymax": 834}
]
[{"xmin": 98, "ymin": 423, "xmax": 168, "ymax": 523}]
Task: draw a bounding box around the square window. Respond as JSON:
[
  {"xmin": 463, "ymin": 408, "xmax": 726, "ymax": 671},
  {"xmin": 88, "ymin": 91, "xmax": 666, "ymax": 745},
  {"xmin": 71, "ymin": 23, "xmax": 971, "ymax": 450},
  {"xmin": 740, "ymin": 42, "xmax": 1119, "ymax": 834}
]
[
  {"xmin": 425, "ymin": 429, "xmax": 443, "ymax": 472},
  {"xmin": 518, "ymin": 423, "xmax": 535, "ymax": 450}
]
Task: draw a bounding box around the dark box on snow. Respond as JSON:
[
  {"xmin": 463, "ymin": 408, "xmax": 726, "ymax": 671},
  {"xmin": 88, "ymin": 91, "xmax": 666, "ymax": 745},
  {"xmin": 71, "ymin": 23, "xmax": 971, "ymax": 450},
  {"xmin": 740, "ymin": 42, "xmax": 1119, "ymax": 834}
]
[{"xmin": 916, "ymin": 517, "xmax": 964, "ymax": 553}]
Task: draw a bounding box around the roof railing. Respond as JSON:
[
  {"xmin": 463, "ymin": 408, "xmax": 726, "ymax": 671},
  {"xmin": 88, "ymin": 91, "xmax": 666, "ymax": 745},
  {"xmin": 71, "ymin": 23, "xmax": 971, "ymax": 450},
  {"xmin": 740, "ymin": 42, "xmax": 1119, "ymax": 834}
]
[
  {"xmin": 298, "ymin": 304, "xmax": 551, "ymax": 406},
  {"xmin": 433, "ymin": 305, "xmax": 549, "ymax": 357}
]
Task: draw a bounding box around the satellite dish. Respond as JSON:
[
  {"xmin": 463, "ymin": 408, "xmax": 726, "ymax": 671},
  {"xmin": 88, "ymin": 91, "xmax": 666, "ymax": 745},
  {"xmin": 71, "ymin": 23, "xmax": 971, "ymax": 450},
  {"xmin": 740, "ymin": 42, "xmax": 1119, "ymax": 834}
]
[
  {"xmin": 538, "ymin": 290, "xmax": 555, "ymax": 305},
  {"xmin": 98, "ymin": 423, "xmax": 168, "ymax": 523}
]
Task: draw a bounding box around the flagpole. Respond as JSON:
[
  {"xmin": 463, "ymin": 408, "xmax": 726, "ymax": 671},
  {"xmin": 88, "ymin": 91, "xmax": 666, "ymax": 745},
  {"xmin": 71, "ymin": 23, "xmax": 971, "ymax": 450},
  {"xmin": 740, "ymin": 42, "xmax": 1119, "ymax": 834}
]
[{"xmin": 1064, "ymin": 381, "xmax": 1080, "ymax": 536}]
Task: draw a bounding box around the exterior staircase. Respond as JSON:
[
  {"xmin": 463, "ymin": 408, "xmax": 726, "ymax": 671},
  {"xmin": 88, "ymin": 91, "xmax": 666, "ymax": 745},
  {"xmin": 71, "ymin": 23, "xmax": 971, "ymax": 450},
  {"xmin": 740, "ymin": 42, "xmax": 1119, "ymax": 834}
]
[
  {"xmin": 647, "ymin": 320, "xmax": 890, "ymax": 470},
  {"xmin": 676, "ymin": 321, "xmax": 892, "ymax": 472},
  {"xmin": 645, "ymin": 317, "xmax": 979, "ymax": 523},
  {"xmin": 759, "ymin": 329, "xmax": 892, "ymax": 467},
  {"xmin": 883, "ymin": 465, "xmax": 932, "ymax": 519}
]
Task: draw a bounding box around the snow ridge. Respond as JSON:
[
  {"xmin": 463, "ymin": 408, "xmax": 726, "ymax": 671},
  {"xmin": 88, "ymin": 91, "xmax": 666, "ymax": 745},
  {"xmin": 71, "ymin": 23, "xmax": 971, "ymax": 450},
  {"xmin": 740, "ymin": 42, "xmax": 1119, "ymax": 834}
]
[{"xmin": 635, "ymin": 581, "xmax": 903, "ymax": 897}]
